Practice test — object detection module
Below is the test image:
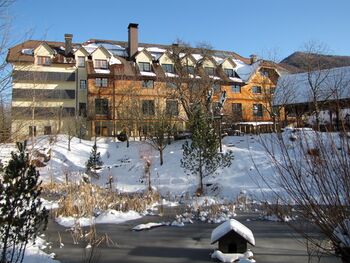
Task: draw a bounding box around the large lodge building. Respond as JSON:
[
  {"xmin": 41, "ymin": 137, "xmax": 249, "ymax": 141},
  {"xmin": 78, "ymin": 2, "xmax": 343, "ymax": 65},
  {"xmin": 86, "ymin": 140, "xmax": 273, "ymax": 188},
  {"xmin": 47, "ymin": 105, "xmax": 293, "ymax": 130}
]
[{"xmin": 7, "ymin": 23, "xmax": 286, "ymax": 139}]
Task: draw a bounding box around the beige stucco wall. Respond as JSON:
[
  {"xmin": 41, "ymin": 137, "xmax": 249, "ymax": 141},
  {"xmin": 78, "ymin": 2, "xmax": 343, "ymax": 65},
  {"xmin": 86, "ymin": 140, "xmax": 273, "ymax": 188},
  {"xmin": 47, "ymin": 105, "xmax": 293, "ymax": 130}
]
[
  {"xmin": 181, "ymin": 56, "xmax": 195, "ymax": 66},
  {"xmin": 34, "ymin": 44, "xmax": 54, "ymax": 57},
  {"xmin": 13, "ymin": 82, "xmax": 75, "ymax": 90},
  {"xmin": 221, "ymin": 60, "xmax": 235, "ymax": 70},
  {"xmin": 159, "ymin": 53, "xmax": 173, "ymax": 65},
  {"xmin": 202, "ymin": 58, "xmax": 215, "ymax": 68},
  {"xmin": 13, "ymin": 63, "xmax": 75, "ymax": 73},
  {"xmin": 135, "ymin": 51, "xmax": 152, "ymax": 64},
  {"xmin": 92, "ymin": 48, "xmax": 110, "ymax": 62}
]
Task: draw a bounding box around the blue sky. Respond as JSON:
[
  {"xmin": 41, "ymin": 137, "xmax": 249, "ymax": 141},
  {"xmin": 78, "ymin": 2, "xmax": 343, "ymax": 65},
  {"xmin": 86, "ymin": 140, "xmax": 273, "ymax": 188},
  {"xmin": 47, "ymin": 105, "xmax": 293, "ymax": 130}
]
[{"xmin": 9, "ymin": 0, "xmax": 350, "ymax": 61}]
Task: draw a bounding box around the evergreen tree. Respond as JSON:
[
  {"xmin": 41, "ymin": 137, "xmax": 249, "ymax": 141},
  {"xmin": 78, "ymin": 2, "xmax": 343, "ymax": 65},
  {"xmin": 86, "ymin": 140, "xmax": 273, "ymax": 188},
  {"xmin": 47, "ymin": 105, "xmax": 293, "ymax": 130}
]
[
  {"xmin": 181, "ymin": 108, "xmax": 233, "ymax": 195},
  {"xmin": 86, "ymin": 142, "xmax": 103, "ymax": 173},
  {"xmin": 0, "ymin": 141, "xmax": 48, "ymax": 263}
]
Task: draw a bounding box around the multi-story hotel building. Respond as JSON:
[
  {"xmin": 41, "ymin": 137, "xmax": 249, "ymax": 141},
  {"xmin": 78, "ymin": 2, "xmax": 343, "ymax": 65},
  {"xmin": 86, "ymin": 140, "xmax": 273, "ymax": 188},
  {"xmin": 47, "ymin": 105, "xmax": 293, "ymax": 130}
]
[{"xmin": 7, "ymin": 23, "xmax": 285, "ymax": 139}]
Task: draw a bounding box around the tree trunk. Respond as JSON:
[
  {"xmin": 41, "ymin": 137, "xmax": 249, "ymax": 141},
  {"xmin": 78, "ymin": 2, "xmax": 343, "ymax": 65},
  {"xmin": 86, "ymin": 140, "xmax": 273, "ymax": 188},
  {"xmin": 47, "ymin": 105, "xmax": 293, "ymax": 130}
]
[
  {"xmin": 68, "ymin": 136, "xmax": 71, "ymax": 151},
  {"xmin": 160, "ymin": 148, "xmax": 163, "ymax": 166}
]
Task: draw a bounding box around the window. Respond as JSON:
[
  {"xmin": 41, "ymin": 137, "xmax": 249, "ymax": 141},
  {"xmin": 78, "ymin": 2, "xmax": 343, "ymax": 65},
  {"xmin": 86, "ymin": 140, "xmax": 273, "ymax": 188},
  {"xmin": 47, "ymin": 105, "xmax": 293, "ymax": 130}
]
[
  {"xmin": 270, "ymin": 87, "xmax": 276, "ymax": 95},
  {"xmin": 253, "ymin": 104, "xmax": 263, "ymax": 117},
  {"xmin": 252, "ymin": 86, "xmax": 262, "ymax": 94},
  {"xmin": 44, "ymin": 126, "xmax": 51, "ymax": 135},
  {"xmin": 101, "ymin": 78, "xmax": 108, "ymax": 87},
  {"xmin": 79, "ymin": 103, "xmax": 87, "ymax": 117},
  {"xmin": 205, "ymin": 67, "xmax": 215, "ymax": 76},
  {"xmin": 166, "ymin": 82, "xmax": 176, "ymax": 89},
  {"xmin": 95, "ymin": 78, "xmax": 108, "ymax": 87},
  {"xmin": 94, "ymin": 59, "xmax": 108, "ymax": 69},
  {"xmin": 260, "ymin": 69, "xmax": 269, "ymax": 77},
  {"xmin": 62, "ymin": 108, "xmax": 75, "ymax": 117},
  {"xmin": 142, "ymin": 80, "xmax": 154, "ymax": 88},
  {"xmin": 212, "ymin": 83, "xmax": 220, "ymax": 92},
  {"xmin": 232, "ymin": 103, "xmax": 243, "ymax": 119},
  {"xmin": 29, "ymin": 126, "xmax": 36, "ymax": 136},
  {"xmin": 142, "ymin": 100, "xmax": 155, "ymax": 116},
  {"xmin": 231, "ymin": 85, "xmax": 241, "ymax": 93},
  {"xmin": 162, "ymin": 64, "xmax": 175, "ymax": 73},
  {"xmin": 77, "ymin": 56, "xmax": 85, "ymax": 67},
  {"xmin": 80, "ymin": 80, "xmax": 86, "ymax": 89},
  {"xmin": 95, "ymin": 99, "xmax": 109, "ymax": 115},
  {"xmin": 224, "ymin": 68, "xmax": 234, "ymax": 78},
  {"xmin": 166, "ymin": 100, "xmax": 179, "ymax": 116},
  {"xmin": 138, "ymin": 62, "xmax": 151, "ymax": 72},
  {"xmin": 37, "ymin": 56, "xmax": 51, "ymax": 66},
  {"xmin": 186, "ymin": 66, "xmax": 195, "ymax": 74}
]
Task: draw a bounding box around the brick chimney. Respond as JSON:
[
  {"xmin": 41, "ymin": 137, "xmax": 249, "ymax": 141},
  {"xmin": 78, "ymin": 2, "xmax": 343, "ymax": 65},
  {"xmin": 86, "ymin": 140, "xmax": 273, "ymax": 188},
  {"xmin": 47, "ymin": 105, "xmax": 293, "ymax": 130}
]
[
  {"xmin": 128, "ymin": 23, "xmax": 139, "ymax": 59},
  {"xmin": 64, "ymin": 33, "xmax": 73, "ymax": 56},
  {"xmin": 250, "ymin": 54, "xmax": 257, "ymax": 64}
]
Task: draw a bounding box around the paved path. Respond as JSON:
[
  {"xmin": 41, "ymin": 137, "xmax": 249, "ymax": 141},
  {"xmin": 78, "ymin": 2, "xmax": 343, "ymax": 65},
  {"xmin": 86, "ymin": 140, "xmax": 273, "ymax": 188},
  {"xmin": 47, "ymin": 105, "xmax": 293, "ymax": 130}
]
[{"xmin": 43, "ymin": 210, "xmax": 340, "ymax": 263}]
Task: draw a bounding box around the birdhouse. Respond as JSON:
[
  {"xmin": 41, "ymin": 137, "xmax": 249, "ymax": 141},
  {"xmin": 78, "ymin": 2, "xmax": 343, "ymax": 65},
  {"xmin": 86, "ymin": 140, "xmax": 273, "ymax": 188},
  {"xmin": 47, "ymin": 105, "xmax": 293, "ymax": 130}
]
[{"xmin": 211, "ymin": 219, "xmax": 255, "ymax": 253}]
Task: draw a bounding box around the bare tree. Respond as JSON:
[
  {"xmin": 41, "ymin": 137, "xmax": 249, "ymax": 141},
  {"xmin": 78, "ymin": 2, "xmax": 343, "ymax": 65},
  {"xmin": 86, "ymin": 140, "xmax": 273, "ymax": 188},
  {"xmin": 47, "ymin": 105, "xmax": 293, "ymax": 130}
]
[
  {"xmin": 165, "ymin": 41, "xmax": 218, "ymax": 122},
  {"xmin": 145, "ymin": 100, "xmax": 174, "ymax": 166},
  {"xmin": 256, "ymin": 127, "xmax": 350, "ymax": 262}
]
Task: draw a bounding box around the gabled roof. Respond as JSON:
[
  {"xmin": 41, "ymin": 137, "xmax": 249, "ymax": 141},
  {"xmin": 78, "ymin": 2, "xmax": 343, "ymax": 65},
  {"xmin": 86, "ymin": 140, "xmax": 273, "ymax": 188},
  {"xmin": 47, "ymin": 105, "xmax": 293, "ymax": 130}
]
[
  {"xmin": 91, "ymin": 45, "xmax": 111, "ymax": 58},
  {"xmin": 221, "ymin": 57, "xmax": 237, "ymax": 68},
  {"xmin": 35, "ymin": 42, "xmax": 55, "ymax": 56},
  {"xmin": 211, "ymin": 219, "xmax": 255, "ymax": 246},
  {"xmin": 74, "ymin": 47, "xmax": 89, "ymax": 56},
  {"xmin": 135, "ymin": 48, "xmax": 153, "ymax": 61},
  {"xmin": 7, "ymin": 40, "xmax": 80, "ymax": 63},
  {"xmin": 158, "ymin": 51, "xmax": 174, "ymax": 64}
]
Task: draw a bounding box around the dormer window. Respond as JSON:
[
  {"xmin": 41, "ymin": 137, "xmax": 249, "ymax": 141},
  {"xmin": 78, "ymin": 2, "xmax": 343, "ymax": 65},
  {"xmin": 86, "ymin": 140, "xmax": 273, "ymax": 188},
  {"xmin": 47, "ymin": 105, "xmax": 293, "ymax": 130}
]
[
  {"xmin": 94, "ymin": 59, "xmax": 108, "ymax": 69},
  {"xmin": 77, "ymin": 56, "xmax": 85, "ymax": 67},
  {"xmin": 224, "ymin": 68, "xmax": 234, "ymax": 78},
  {"xmin": 139, "ymin": 62, "xmax": 151, "ymax": 72},
  {"xmin": 162, "ymin": 64, "xmax": 175, "ymax": 73},
  {"xmin": 185, "ymin": 66, "xmax": 195, "ymax": 74},
  {"xmin": 205, "ymin": 67, "xmax": 215, "ymax": 76},
  {"xmin": 260, "ymin": 69, "xmax": 269, "ymax": 77},
  {"xmin": 37, "ymin": 56, "xmax": 51, "ymax": 66}
]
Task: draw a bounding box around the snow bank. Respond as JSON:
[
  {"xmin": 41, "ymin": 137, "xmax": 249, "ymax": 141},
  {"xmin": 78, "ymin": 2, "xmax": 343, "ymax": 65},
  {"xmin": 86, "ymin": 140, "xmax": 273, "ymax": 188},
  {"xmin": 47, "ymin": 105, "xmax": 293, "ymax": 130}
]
[
  {"xmin": 56, "ymin": 210, "xmax": 141, "ymax": 228},
  {"xmin": 23, "ymin": 237, "xmax": 59, "ymax": 263},
  {"xmin": 95, "ymin": 210, "xmax": 141, "ymax": 224},
  {"xmin": 132, "ymin": 222, "xmax": 166, "ymax": 231},
  {"xmin": 211, "ymin": 219, "xmax": 255, "ymax": 246},
  {"xmin": 211, "ymin": 250, "xmax": 255, "ymax": 263}
]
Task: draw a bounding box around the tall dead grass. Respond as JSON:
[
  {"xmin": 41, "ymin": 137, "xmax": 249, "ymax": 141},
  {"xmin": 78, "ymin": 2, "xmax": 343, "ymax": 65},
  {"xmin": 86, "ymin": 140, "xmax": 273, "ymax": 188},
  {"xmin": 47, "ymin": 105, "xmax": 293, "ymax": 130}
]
[{"xmin": 41, "ymin": 182, "xmax": 160, "ymax": 218}]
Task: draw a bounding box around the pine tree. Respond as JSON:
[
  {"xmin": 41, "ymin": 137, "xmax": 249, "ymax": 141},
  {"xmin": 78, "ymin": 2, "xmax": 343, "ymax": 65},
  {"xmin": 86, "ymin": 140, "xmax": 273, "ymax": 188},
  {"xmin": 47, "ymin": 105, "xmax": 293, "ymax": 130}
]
[
  {"xmin": 0, "ymin": 141, "xmax": 48, "ymax": 263},
  {"xmin": 86, "ymin": 142, "xmax": 103, "ymax": 173},
  {"xmin": 181, "ymin": 108, "xmax": 233, "ymax": 195}
]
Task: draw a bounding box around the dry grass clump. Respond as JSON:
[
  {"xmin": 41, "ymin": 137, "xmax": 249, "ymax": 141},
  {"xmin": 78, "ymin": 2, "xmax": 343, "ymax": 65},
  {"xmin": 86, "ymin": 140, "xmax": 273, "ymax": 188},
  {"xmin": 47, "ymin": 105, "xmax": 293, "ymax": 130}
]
[{"xmin": 41, "ymin": 182, "xmax": 160, "ymax": 218}]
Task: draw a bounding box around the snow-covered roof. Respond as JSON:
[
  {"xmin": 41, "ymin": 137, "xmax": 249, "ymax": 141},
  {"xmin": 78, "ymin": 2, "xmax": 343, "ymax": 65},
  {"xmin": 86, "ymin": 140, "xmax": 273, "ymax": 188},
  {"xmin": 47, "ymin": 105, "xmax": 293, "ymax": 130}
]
[
  {"xmin": 235, "ymin": 60, "xmax": 260, "ymax": 82},
  {"xmin": 275, "ymin": 66, "xmax": 350, "ymax": 106},
  {"xmin": 21, "ymin": 48, "xmax": 34, "ymax": 56},
  {"xmin": 94, "ymin": 69, "xmax": 110, "ymax": 74},
  {"xmin": 211, "ymin": 219, "xmax": 255, "ymax": 246},
  {"xmin": 140, "ymin": 71, "xmax": 156, "ymax": 77}
]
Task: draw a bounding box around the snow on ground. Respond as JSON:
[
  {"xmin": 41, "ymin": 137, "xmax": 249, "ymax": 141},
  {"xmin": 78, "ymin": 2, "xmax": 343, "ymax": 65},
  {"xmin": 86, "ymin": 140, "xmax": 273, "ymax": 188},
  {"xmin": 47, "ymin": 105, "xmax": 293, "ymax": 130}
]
[
  {"xmin": 132, "ymin": 222, "xmax": 167, "ymax": 231},
  {"xmin": 3, "ymin": 129, "xmax": 341, "ymax": 201},
  {"xmin": 22, "ymin": 236, "xmax": 59, "ymax": 263},
  {"xmin": 23, "ymin": 134, "xmax": 278, "ymax": 200},
  {"xmin": 211, "ymin": 250, "xmax": 255, "ymax": 263},
  {"xmin": 56, "ymin": 210, "xmax": 142, "ymax": 228}
]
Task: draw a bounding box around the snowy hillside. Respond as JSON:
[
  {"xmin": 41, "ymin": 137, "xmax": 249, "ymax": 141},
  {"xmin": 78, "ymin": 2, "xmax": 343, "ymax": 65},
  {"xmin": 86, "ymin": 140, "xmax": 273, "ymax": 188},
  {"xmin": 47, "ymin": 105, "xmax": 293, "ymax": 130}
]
[{"xmin": 3, "ymin": 134, "xmax": 278, "ymax": 200}]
